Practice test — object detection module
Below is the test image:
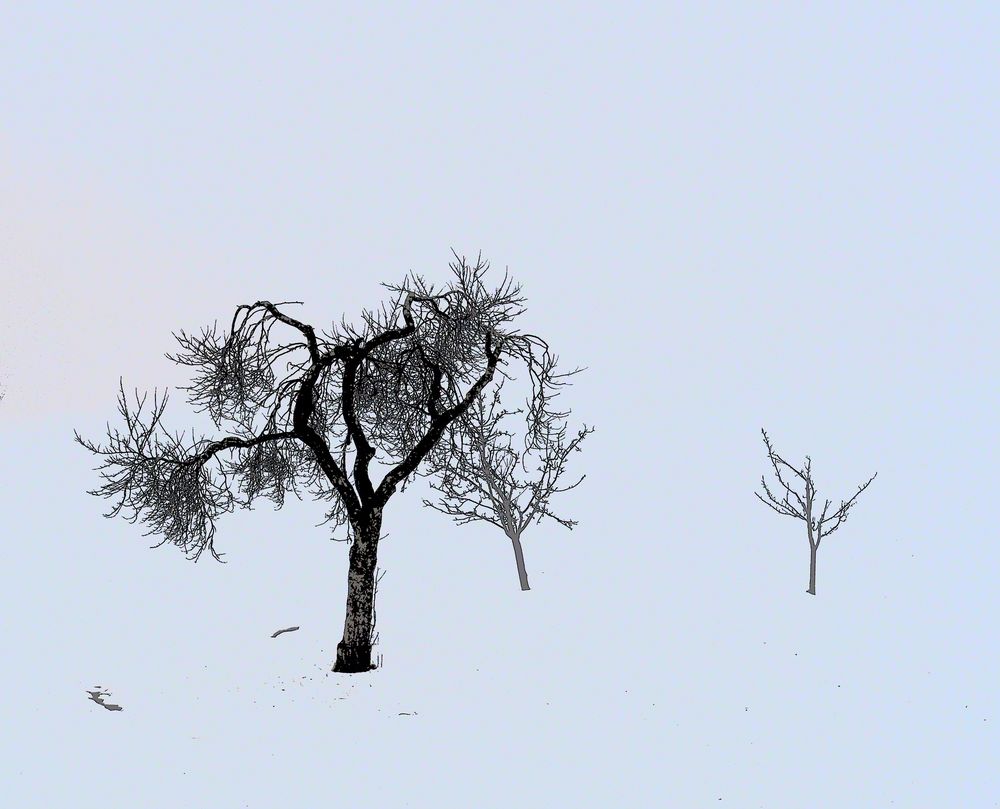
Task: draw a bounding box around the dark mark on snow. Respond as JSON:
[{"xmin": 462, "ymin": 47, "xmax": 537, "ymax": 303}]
[
  {"xmin": 271, "ymin": 626, "xmax": 300, "ymax": 638},
  {"xmin": 86, "ymin": 688, "xmax": 123, "ymax": 711}
]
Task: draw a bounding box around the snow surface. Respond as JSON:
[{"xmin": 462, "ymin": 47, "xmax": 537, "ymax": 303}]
[{"xmin": 2, "ymin": 414, "xmax": 998, "ymax": 807}]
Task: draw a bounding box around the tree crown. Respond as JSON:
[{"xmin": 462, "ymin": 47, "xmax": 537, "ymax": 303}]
[{"xmin": 77, "ymin": 254, "xmax": 564, "ymax": 560}]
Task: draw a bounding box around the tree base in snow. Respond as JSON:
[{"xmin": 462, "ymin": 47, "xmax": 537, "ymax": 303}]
[{"xmin": 333, "ymin": 642, "xmax": 374, "ymax": 673}]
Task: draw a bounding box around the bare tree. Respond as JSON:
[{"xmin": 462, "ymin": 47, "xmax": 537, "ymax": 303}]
[
  {"xmin": 424, "ymin": 383, "xmax": 592, "ymax": 590},
  {"xmin": 76, "ymin": 253, "xmax": 567, "ymax": 672},
  {"xmin": 755, "ymin": 429, "xmax": 876, "ymax": 595}
]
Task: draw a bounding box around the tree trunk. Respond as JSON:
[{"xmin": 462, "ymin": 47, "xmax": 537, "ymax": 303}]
[
  {"xmin": 334, "ymin": 516, "xmax": 381, "ymax": 673},
  {"xmin": 509, "ymin": 531, "xmax": 530, "ymax": 591},
  {"xmin": 807, "ymin": 543, "xmax": 817, "ymax": 595}
]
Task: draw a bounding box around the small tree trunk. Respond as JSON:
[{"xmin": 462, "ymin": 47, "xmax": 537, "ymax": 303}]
[
  {"xmin": 334, "ymin": 515, "xmax": 381, "ymax": 673},
  {"xmin": 807, "ymin": 543, "xmax": 817, "ymax": 595},
  {"xmin": 508, "ymin": 531, "xmax": 530, "ymax": 591}
]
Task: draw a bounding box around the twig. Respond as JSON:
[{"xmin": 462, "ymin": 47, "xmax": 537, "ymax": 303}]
[{"xmin": 86, "ymin": 689, "xmax": 123, "ymax": 711}]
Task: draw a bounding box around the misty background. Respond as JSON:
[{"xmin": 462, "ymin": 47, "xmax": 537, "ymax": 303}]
[{"xmin": 1, "ymin": 4, "xmax": 998, "ymax": 807}]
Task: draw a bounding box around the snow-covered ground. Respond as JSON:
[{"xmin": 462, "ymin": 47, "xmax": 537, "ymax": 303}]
[{"xmin": 2, "ymin": 410, "xmax": 997, "ymax": 807}]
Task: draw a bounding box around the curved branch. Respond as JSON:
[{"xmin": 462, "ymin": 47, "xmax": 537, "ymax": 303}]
[{"xmin": 374, "ymin": 333, "xmax": 502, "ymax": 506}]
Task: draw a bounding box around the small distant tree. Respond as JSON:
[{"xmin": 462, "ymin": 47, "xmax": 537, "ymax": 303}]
[
  {"xmin": 755, "ymin": 429, "xmax": 876, "ymax": 595},
  {"xmin": 424, "ymin": 383, "xmax": 592, "ymax": 590},
  {"xmin": 75, "ymin": 254, "xmax": 567, "ymax": 672}
]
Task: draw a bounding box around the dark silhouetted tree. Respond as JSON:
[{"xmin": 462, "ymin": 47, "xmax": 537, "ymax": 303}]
[
  {"xmin": 755, "ymin": 429, "xmax": 876, "ymax": 595},
  {"xmin": 424, "ymin": 384, "xmax": 591, "ymax": 590},
  {"xmin": 76, "ymin": 254, "xmax": 565, "ymax": 672}
]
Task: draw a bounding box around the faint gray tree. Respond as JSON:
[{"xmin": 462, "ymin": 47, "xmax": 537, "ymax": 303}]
[
  {"xmin": 755, "ymin": 429, "xmax": 876, "ymax": 595},
  {"xmin": 76, "ymin": 253, "xmax": 569, "ymax": 672},
  {"xmin": 424, "ymin": 383, "xmax": 592, "ymax": 590}
]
